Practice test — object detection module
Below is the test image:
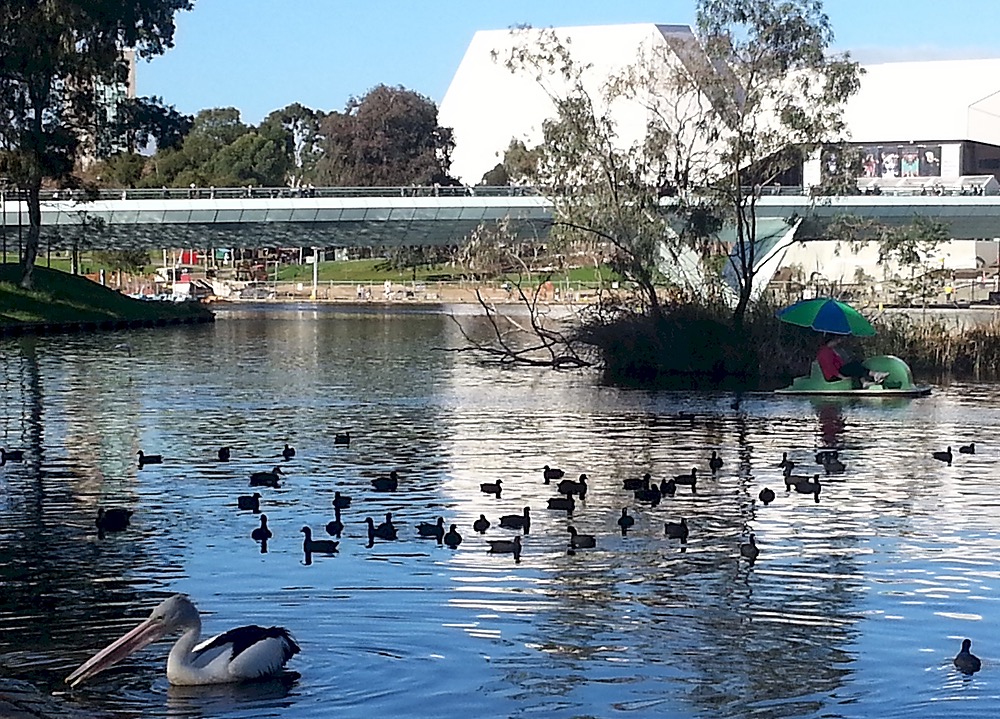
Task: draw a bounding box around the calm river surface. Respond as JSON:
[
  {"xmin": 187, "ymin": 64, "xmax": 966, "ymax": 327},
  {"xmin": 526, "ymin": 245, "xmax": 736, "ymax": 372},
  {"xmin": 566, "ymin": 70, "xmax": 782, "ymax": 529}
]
[{"xmin": 1, "ymin": 304, "xmax": 999, "ymax": 718}]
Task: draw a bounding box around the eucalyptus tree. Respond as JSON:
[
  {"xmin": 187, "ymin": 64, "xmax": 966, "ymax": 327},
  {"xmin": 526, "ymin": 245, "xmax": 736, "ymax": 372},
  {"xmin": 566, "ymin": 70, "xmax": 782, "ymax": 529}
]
[{"xmin": 0, "ymin": 0, "xmax": 193, "ymax": 289}]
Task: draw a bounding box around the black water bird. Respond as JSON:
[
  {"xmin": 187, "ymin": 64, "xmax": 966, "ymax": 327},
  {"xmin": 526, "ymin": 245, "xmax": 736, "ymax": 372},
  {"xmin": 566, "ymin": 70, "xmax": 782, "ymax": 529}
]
[
  {"xmin": 251, "ymin": 515, "xmax": 272, "ymax": 541},
  {"xmin": 237, "ymin": 493, "xmax": 261, "ymax": 512},
  {"xmin": 792, "ymin": 475, "xmax": 822, "ymax": 502},
  {"xmin": 96, "ymin": 507, "xmax": 132, "ymax": 533},
  {"xmin": 740, "ymin": 534, "xmax": 759, "ymax": 562},
  {"xmin": 417, "ymin": 516, "xmax": 446, "ymax": 543},
  {"xmin": 959, "ymin": 443, "xmax": 976, "ymax": 455},
  {"xmin": 444, "ymin": 524, "xmax": 462, "ymax": 548},
  {"xmin": 282, "ymin": 444, "xmax": 296, "ymax": 460},
  {"xmin": 371, "ymin": 471, "xmax": 399, "ymax": 492},
  {"xmin": 326, "ymin": 507, "xmax": 344, "ymax": 538},
  {"xmin": 473, "ymin": 514, "xmax": 491, "ymax": 534},
  {"xmin": 137, "ymin": 450, "xmax": 162, "ymax": 467},
  {"xmin": 365, "ymin": 516, "xmax": 398, "ymax": 542},
  {"xmin": 487, "ymin": 535, "xmax": 522, "ymax": 561},
  {"xmin": 334, "ymin": 432, "xmax": 350, "ymax": 446},
  {"xmin": 954, "ymin": 638, "xmax": 982, "ymax": 675},
  {"xmin": 557, "ymin": 474, "xmax": 588, "ymax": 499},
  {"xmin": 332, "ymin": 491, "xmax": 351, "ymax": 509},
  {"xmin": 758, "ymin": 487, "xmax": 776, "ymax": 506},
  {"xmin": 480, "ymin": 479, "xmax": 502, "ymax": 497},
  {"xmin": 783, "ymin": 464, "xmax": 815, "ymax": 489},
  {"xmin": 932, "ymin": 447, "xmax": 953, "ymax": 464},
  {"xmin": 623, "ymin": 473, "xmax": 648, "ymax": 491},
  {"xmin": 617, "ymin": 508, "xmax": 635, "ymax": 534},
  {"xmin": 709, "ymin": 451, "xmax": 723, "ymax": 473},
  {"xmin": 822, "ymin": 456, "xmax": 846, "ymax": 474},
  {"xmin": 665, "ymin": 518, "xmax": 689, "ymax": 543},
  {"xmin": 815, "ymin": 449, "xmax": 838, "ymax": 465},
  {"xmin": 217, "ymin": 447, "xmax": 231, "ymax": 462},
  {"xmin": 659, "ymin": 477, "xmax": 676, "ymax": 497},
  {"xmin": 499, "ymin": 507, "xmax": 530, "ymax": 533},
  {"xmin": 634, "ymin": 481, "xmax": 661, "ymax": 506},
  {"xmin": 567, "ymin": 525, "xmax": 595, "ymax": 550},
  {"xmin": 543, "ymin": 465, "xmax": 565, "ymax": 484},
  {"xmin": 776, "ymin": 451, "xmax": 792, "ymax": 469},
  {"xmin": 301, "ymin": 526, "xmax": 339, "ymax": 554},
  {"xmin": 547, "ymin": 496, "xmax": 575, "ymax": 513},
  {"xmin": 0, "ymin": 448, "xmax": 24, "ymax": 465},
  {"xmin": 250, "ymin": 466, "xmax": 284, "ymax": 488},
  {"xmin": 674, "ymin": 468, "xmax": 697, "ymax": 494}
]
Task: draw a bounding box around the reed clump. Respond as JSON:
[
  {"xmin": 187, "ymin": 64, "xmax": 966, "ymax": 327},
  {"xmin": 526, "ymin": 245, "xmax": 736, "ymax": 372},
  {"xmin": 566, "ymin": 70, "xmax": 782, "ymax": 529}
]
[{"xmin": 867, "ymin": 313, "xmax": 1000, "ymax": 380}]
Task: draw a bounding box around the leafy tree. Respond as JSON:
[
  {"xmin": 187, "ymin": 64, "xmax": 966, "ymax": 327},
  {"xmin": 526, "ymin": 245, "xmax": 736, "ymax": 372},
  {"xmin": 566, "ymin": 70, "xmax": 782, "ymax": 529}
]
[
  {"xmin": 116, "ymin": 95, "xmax": 193, "ymax": 153},
  {"xmin": 94, "ymin": 249, "xmax": 151, "ymax": 274},
  {"xmin": 479, "ymin": 139, "xmax": 543, "ymax": 186},
  {"xmin": 261, "ymin": 102, "xmax": 324, "ymax": 186},
  {"xmin": 315, "ymin": 84, "xmax": 455, "ymax": 186},
  {"xmin": 87, "ymin": 152, "xmax": 148, "ymax": 188},
  {"xmin": 181, "ymin": 107, "xmax": 249, "ymax": 167},
  {"xmin": 210, "ymin": 127, "xmax": 291, "ymax": 187},
  {"xmin": 0, "ymin": 0, "xmax": 193, "ymax": 288},
  {"xmin": 695, "ymin": 0, "xmax": 862, "ymax": 325}
]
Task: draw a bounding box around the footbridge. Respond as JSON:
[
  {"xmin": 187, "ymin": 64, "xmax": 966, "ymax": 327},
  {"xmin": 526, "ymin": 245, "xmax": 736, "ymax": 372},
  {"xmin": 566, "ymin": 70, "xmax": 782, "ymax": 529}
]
[{"xmin": 3, "ymin": 186, "xmax": 1000, "ymax": 252}]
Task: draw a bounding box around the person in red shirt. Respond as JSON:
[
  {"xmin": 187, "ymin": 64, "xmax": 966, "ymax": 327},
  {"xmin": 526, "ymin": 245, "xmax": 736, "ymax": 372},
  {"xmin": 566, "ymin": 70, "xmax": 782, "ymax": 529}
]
[{"xmin": 816, "ymin": 335, "xmax": 885, "ymax": 387}]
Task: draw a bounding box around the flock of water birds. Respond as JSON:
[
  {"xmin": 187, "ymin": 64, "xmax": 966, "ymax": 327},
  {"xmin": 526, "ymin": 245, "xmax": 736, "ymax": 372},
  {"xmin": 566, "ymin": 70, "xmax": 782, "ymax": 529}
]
[{"xmin": 0, "ymin": 430, "xmax": 985, "ymax": 686}]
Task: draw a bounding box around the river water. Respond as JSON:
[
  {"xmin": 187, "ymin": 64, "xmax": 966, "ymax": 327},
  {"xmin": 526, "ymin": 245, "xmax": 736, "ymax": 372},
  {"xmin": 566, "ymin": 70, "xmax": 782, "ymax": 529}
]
[{"xmin": 1, "ymin": 304, "xmax": 998, "ymax": 718}]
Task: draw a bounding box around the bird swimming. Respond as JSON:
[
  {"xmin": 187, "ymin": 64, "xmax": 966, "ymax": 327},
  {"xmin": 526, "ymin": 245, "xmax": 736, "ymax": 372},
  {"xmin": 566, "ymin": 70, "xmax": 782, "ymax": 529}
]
[
  {"xmin": 251, "ymin": 515, "xmax": 272, "ymax": 541},
  {"xmin": 473, "ymin": 514, "xmax": 491, "ymax": 534},
  {"xmin": 674, "ymin": 468, "xmax": 697, "ymax": 494},
  {"xmin": 326, "ymin": 507, "xmax": 344, "ymax": 538},
  {"xmin": 665, "ymin": 518, "xmax": 689, "ymax": 543},
  {"xmin": 543, "ymin": 465, "xmax": 565, "ymax": 484},
  {"xmin": 954, "ymin": 638, "xmax": 982, "ymax": 674},
  {"xmin": 623, "ymin": 473, "xmax": 648, "ymax": 491},
  {"xmin": 96, "ymin": 507, "xmax": 133, "ymax": 533},
  {"xmin": 758, "ymin": 487, "xmax": 776, "ymax": 506},
  {"xmin": 792, "ymin": 475, "xmax": 822, "ymax": 502},
  {"xmin": 334, "ymin": 432, "xmax": 350, "ymax": 446},
  {"xmin": 416, "ymin": 517, "xmax": 445, "ymax": 542},
  {"xmin": 65, "ymin": 594, "xmax": 299, "ymax": 686},
  {"xmin": 487, "ymin": 535, "xmax": 522, "ymax": 561},
  {"xmin": 332, "ymin": 491, "xmax": 351, "ymax": 509},
  {"xmin": 709, "ymin": 451, "xmax": 723, "ymax": 473},
  {"xmin": 282, "ymin": 444, "xmax": 295, "ymax": 460},
  {"xmin": 617, "ymin": 508, "xmax": 635, "ymax": 533},
  {"xmin": 740, "ymin": 534, "xmax": 759, "ymax": 562},
  {"xmin": 959, "ymin": 443, "xmax": 976, "ymax": 455},
  {"xmin": 301, "ymin": 526, "xmax": 339, "ymax": 554},
  {"xmin": 137, "ymin": 450, "xmax": 162, "ymax": 467},
  {"xmin": 365, "ymin": 516, "xmax": 397, "ymax": 542},
  {"xmin": 443, "ymin": 524, "xmax": 462, "ymax": 548},
  {"xmin": 480, "ymin": 479, "xmax": 502, "ymax": 497},
  {"xmin": 237, "ymin": 493, "xmax": 261, "ymax": 512},
  {"xmin": 567, "ymin": 525, "xmax": 595, "ymax": 549},
  {"xmin": 371, "ymin": 471, "xmax": 398, "ymax": 492},
  {"xmin": 547, "ymin": 496, "xmax": 575, "ymax": 513},
  {"xmin": 557, "ymin": 474, "xmax": 588, "ymax": 499},
  {"xmin": 0, "ymin": 448, "xmax": 25, "ymax": 465},
  {"xmin": 249, "ymin": 467, "xmax": 284, "ymax": 488},
  {"xmin": 217, "ymin": 447, "xmax": 231, "ymax": 462},
  {"xmin": 933, "ymin": 447, "xmax": 953, "ymax": 464},
  {"xmin": 499, "ymin": 507, "xmax": 530, "ymax": 533}
]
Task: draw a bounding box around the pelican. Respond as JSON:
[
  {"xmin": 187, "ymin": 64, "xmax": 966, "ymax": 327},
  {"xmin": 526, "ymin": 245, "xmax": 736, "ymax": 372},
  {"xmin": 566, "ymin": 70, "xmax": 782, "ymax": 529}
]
[
  {"xmin": 137, "ymin": 450, "xmax": 162, "ymax": 467},
  {"xmin": 237, "ymin": 493, "xmax": 261, "ymax": 512},
  {"xmin": 301, "ymin": 527, "xmax": 339, "ymax": 554},
  {"xmin": 473, "ymin": 514, "xmax": 491, "ymax": 534},
  {"xmin": 443, "ymin": 524, "xmax": 462, "ymax": 548},
  {"xmin": 542, "ymin": 465, "xmax": 564, "ymax": 484},
  {"xmin": 282, "ymin": 444, "xmax": 296, "ymax": 460},
  {"xmin": 96, "ymin": 507, "xmax": 133, "ymax": 533},
  {"xmin": 334, "ymin": 431, "xmax": 350, "ymax": 446},
  {"xmin": 218, "ymin": 447, "xmax": 231, "ymax": 462},
  {"xmin": 250, "ymin": 467, "xmax": 284, "ymax": 488},
  {"xmin": 65, "ymin": 594, "xmax": 299, "ymax": 687},
  {"xmin": 499, "ymin": 507, "xmax": 530, "ymax": 533}
]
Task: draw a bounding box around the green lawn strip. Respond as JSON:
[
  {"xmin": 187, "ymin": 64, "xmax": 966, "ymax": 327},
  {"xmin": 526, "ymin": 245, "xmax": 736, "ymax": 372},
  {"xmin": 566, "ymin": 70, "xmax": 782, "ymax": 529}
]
[{"xmin": 0, "ymin": 264, "xmax": 211, "ymax": 326}]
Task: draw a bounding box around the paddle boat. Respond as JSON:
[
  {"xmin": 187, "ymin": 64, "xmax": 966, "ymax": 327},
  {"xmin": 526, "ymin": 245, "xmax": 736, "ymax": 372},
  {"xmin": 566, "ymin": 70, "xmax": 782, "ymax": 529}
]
[{"xmin": 775, "ymin": 354, "xmax": 931, "ymax": 397}]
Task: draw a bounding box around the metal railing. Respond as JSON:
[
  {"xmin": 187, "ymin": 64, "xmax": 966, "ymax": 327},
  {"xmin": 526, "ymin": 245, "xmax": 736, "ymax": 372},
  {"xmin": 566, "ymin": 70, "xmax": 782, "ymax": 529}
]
[{"xmin": 30, "ymin": 185, "xmax": 543, "ymax": 202}]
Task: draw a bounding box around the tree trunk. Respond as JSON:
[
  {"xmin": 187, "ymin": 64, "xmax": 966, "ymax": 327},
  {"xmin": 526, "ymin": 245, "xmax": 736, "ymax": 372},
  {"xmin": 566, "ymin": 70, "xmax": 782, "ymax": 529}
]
[{"xmin": 19, "ymin": 183, "xmax": 41, "ymax": 289}]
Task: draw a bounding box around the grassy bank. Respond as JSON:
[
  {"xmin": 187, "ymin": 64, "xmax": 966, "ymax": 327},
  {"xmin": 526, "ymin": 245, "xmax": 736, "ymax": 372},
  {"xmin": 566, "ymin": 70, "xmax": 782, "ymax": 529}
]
[{"xmin": 0, "ymin": 264, "xmax": 212, "ymax": 326}]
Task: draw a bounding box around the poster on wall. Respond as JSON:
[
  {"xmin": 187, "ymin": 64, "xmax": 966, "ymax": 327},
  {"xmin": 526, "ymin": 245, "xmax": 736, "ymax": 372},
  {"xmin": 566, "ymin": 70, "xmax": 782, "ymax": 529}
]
[{"xmin": 857, "ymin": 145, "xmax": 941, "ymax": 178}]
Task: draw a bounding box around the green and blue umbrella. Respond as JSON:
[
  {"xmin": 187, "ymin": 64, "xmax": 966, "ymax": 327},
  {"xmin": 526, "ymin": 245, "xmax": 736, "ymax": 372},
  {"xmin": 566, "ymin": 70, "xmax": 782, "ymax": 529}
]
[{"xmin": 776, "ymin": 298, "xmax": 876, "ymax": 337}]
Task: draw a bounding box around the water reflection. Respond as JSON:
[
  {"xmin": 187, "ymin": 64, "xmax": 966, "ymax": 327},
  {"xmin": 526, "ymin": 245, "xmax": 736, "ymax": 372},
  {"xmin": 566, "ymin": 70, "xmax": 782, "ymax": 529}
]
[{"xmin": 0, "ymin": 308, "xmax": 999, "ymax": 717}]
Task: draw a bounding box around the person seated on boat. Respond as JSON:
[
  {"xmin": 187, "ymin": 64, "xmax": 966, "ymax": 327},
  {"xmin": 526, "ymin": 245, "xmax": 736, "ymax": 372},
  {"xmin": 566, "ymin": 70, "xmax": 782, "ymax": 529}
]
[{"xmin": 816, "ymin": 335, "xmax": 888, "ymax": 388}]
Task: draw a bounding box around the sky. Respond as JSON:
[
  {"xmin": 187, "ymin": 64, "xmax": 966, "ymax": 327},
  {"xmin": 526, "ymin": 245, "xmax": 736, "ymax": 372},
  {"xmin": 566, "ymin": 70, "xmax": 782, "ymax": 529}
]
[{"xmin": 139, "ymin": 0, "xmax": 1000, "ymax": 125}]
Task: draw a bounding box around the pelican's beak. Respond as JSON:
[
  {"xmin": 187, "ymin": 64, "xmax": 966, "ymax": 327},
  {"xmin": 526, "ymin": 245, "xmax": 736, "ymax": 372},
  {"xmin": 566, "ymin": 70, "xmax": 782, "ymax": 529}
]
[{"xmin": 65, "ymin": 615, "xmax": 167, "ymax": 687}]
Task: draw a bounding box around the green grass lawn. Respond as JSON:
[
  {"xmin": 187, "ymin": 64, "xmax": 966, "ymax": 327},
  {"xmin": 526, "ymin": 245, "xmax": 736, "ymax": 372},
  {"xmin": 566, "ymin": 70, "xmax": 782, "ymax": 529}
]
[
  {"xmin": 275, "ymin": 259, "xmax": 621, "ymax": 285},
  {"xmin": 0, "ymin": 264, "xmax": 211, "ymax": 326}
]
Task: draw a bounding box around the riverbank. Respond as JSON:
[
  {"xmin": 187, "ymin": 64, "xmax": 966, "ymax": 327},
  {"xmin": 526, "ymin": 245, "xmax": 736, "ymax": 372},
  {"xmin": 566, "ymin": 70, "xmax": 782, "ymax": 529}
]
[{"xmin": 0, "ymin": 265, "xmax": 213, "ymax": 333}]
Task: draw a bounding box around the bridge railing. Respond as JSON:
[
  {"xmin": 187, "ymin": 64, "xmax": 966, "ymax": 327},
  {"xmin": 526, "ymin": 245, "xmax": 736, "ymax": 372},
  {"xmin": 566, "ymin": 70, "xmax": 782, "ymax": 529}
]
[{"xmin": 25, "ymin": 186, "xmax": 544, "ymax": 202}]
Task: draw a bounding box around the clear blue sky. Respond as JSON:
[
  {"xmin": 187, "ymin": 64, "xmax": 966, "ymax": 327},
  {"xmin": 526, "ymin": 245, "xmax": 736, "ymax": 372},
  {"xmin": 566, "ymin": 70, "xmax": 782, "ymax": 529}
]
[{"xmin": 140, "ymin": 0, "xmax": 1000, "ymax": 125}]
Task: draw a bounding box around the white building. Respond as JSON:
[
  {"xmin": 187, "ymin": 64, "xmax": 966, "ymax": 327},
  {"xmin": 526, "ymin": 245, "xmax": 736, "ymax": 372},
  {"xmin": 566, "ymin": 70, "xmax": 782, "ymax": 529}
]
[{"xmin": 440, "ymin": 24, "xmax": 1000, "ymax": 293}]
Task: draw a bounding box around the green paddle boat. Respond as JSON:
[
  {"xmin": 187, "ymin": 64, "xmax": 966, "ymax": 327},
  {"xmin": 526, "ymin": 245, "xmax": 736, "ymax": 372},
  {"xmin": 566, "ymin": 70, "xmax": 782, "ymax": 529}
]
[{"xmin": 775, "ymin": 354, "xmax": 931, "ymax": 396}]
